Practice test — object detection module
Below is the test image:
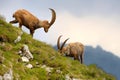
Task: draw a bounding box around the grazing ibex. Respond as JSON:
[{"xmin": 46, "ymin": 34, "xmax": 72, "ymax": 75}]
[
  {"xmin": 9, "ymin": 8, "xmax": 56, "ymax": 36},
  {"xmin": 57, "ymin": 35, "xmax": 84, "ymax": 64}
]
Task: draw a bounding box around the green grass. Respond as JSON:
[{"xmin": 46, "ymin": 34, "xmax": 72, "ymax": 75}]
[{"xmin": 0, "ymin": 19, "xmax": 116, "ymax": 80}]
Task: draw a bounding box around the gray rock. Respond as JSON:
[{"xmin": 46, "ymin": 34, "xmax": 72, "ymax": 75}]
[
  {"xmin": 26, "ymin": 64, "xmax": 33, "ymax": 69},
  {"xmin": 3, "ymin": 69, "xmax": 13, "ymax": 80},
  {"xmin": 0, "ymin": 76, "xmax": 3, "ymax": 80}
]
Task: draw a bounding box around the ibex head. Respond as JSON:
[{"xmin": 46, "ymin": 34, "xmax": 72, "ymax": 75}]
[
  {"xmin": 40, "ymin": 8, "xmax": 56, "ymax": 33},
  {"xmin": 57, "ymin": 35, "xmax": 69, "ymax": 54}
]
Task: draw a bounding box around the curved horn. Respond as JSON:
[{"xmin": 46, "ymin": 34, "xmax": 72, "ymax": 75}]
[
  {"xmin": 60, "ymin": 38, "xmax": 69, "ymax": 50},
  {"xmin": 49, "ymin": 8, "xmax": 56, "ymax": 27},
  {"xmin": 57, "ymin": 35, "xmax": 62, "ymax": 50}
]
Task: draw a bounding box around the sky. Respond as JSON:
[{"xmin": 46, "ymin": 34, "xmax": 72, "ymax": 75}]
[{"xmin": 0, "ymin": 0, "xmax": 120, "ymax": 57}]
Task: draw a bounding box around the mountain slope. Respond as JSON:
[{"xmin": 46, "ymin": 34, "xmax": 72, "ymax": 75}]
[
  {"xmin": 0, "ymin": 19, "xmax": 115, "ymax": 80},
  {"xmin": 84, "ymin": 45, "xmax": 120, "ymax": 80}
]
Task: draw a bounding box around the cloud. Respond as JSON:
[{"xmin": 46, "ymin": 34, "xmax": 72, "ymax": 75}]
[
  {"xmin": 1, "ymin": 0, "xmax": 119, "ymax": 57},
  {"xmin": 34, "ymin": 11, "xmax": 120, "ymax": 57}
]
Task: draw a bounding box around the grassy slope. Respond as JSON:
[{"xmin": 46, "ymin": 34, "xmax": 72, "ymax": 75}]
[{"xmin": 0, "ymin": 20, "xmax": 115, "ymax": 80}]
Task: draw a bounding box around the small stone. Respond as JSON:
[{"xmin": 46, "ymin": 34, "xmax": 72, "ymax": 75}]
[
  {"xmin": 26, "ymin": 64, "xmax": 33, "ymax": 69},
  {"xmin": 0, "ymin": 76, "xmax": 3, "ymax": 80},
  {"xmin": 3, "ymin": 69, "xmax": 13, "ymax": 80},
  {"xmin": 21, "ymin": 56, "xmax": 29, "ymax": 62}
]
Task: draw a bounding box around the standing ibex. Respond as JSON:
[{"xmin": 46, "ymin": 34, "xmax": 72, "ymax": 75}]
[
  {"xmin": 57, "ymin": 35, "xmax": 84, "ymax": 64},
  {"xmin": 9, "ymin": 8, "xmax": 56, "ymax": 36}
]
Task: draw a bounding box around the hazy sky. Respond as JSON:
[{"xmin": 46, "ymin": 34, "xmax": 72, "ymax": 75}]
[{"xmin": 0, "ymin": 0, "xmax": 120, "ymax": 57}]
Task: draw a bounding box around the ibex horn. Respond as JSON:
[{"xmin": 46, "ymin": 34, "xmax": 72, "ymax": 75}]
[
  {"xmin": 49, "ymin": 8, "xmax": 56, "ymax": 27},
  {"xmin": 60, "ymin": 38, "xmax": 69, "ymax": 50},
  {"xmin": 57, "ymin": 35, "xmax": 62, "ymax": 50}
]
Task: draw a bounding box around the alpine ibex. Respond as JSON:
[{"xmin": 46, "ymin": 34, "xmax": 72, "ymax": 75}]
[
  {"xmin": 57, "ymin": 35, "xmax": 84, "ymax": 64},
  {"xmin": 9, "ymin": 8, "xmax": 56, "ymax": 36}
]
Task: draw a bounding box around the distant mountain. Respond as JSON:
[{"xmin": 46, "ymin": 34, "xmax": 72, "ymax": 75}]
[
  {"xmin": 84, "ymin": 45, "xmax": 120, "ymax": 80},
  {"xmin": 54, "ymin": 45, "xmax": 120, "ymax": 80}
]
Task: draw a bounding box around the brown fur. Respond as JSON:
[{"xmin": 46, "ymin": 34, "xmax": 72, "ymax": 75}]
[
  {"xmin": 9, "ymin": 8, "xmax": 56, "ymax": 36},
  {"xmin": 57, "ymin": 35, "xmax": 84, "ymax": 64}
]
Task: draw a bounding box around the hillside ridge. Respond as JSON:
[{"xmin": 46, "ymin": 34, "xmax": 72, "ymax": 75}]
[{"xmin": 0, "ymin": 19, "xmax": 115, "ymax": 80}]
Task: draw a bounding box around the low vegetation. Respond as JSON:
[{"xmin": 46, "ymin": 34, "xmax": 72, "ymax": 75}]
[{"xmin": 0, "ymin": 19, "xmax": 115, "ymax": 80}]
